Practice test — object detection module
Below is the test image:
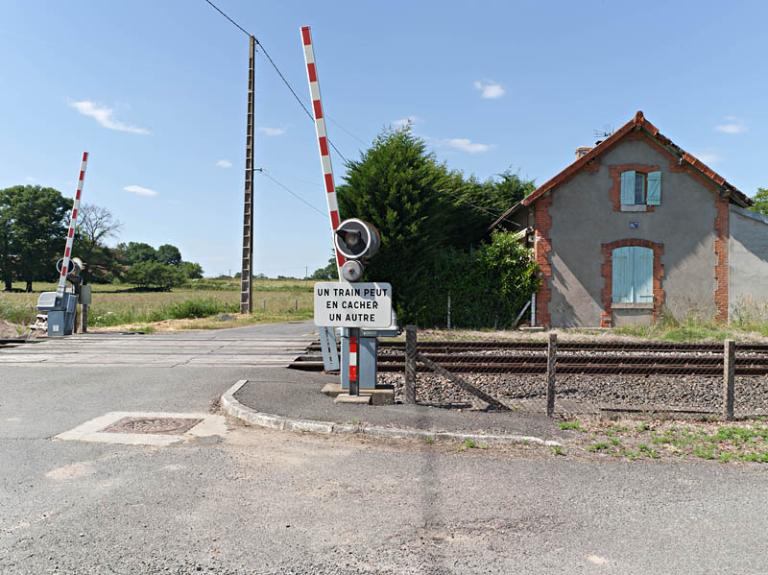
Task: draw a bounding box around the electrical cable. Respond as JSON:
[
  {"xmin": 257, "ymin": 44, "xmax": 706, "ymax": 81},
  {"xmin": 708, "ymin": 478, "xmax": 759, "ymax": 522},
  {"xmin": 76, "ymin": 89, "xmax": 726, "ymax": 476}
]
[
  {"xmin": 438, "ymin": 187, "xmax": 523, "ymax": 229},
  {"xmin": 258, "ymin": 170, "xmax": 327, "ymax": 218},
  {"xmin": 202, "ymin": 0, "xmax": 352, "ymax": 165},
  {"xmin": 203, "ymin": 0, "xmax": 250, "ymax": 37}
]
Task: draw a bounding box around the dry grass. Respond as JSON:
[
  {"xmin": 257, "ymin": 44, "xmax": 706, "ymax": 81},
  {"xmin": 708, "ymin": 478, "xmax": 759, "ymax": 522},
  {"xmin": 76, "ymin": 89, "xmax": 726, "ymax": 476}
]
[{"xmin": 0, "ymin": 279, "xmax": 314, "ymax": 331}]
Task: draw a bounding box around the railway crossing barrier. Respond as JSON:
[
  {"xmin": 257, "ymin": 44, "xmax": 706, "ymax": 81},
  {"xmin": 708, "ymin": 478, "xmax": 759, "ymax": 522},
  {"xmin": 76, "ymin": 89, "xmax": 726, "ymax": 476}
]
[{"xmin": 35, "ymin": 152, "xmax": 90, "ymax": 337}]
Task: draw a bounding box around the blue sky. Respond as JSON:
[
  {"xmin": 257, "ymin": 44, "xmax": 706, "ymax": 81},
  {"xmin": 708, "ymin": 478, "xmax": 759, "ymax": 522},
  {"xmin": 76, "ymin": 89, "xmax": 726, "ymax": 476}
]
[{"xmin": 1, "ymin": 1, "xmax": 766, "ymax": 277}]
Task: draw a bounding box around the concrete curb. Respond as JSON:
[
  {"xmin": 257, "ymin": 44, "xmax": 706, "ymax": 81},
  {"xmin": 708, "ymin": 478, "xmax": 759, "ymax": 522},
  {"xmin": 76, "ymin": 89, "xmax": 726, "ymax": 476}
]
[{"xmin": 221, "ymin": 380, "xmax": 561, "ymax": 447}]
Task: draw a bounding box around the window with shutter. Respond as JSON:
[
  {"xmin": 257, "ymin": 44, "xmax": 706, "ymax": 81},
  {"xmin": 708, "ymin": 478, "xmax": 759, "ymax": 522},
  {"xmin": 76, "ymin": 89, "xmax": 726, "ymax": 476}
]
[
  {"xmin": 612, "ymin": 246, "xmax": 654, "ymax": 304},
  {"xmin": 634, "ymin": 172, "xmax": 647, "ymax": 204},
  {"xmin": 619, "ymin": 170, "xmax": 662, "ymax": 208},
  {"xmin": 647, "ymin": 171, "xmax": 662, "ymax": 205},
  {"xmin": 620, "ymin": 171, "xmax": 636, "ymax": 206}
]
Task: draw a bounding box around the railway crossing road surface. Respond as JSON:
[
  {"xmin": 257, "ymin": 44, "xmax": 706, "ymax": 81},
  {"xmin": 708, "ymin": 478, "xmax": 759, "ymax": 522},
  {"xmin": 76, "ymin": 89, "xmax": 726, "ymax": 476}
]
[
  {"xmin": 3, "ymin": 321, "xmax": 768, "ymax": 574},
  {"xmin": 0, "ymin": 321, "xmax": 316, "ymax": 367}
]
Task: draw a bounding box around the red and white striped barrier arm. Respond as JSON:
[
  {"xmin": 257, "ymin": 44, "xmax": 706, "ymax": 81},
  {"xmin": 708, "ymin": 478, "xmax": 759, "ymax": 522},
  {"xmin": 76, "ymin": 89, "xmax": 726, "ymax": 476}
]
[
  {"xmin": 56, "ymin": 151, "xmax": 89, "ymax": 298},
  {"xmin": 301, "ymin": 26, "xmax": 345, "ymax": 274}
]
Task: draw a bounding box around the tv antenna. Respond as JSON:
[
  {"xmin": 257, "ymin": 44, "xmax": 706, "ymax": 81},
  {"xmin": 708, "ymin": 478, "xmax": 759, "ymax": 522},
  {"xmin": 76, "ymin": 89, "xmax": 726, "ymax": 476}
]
[{"xmin": 594, "ymin": 125, "xmax": 614, "ymax": 140}]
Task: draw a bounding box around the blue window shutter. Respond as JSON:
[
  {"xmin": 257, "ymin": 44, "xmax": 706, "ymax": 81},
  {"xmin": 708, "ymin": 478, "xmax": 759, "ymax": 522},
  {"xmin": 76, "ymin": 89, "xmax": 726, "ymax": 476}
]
[
  {"xmin": 632, "ymin": 247, "xmax": 654, "ymax": 303},
  {"xmin": 612, "ymin": 247, "xmax": 633, "ymax": 303},
  {"xmin": 620, "ymin": 171, "xmax": 636, "ymax": 205},
  {"xmin": 647, "ymin": 171, "xmax": 662, "ymax": 205}
]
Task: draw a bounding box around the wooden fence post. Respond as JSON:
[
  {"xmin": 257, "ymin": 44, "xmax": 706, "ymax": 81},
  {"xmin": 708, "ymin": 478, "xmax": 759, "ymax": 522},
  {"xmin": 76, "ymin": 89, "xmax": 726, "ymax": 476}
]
[
  {"xmin": 546, "ymin": 332, "xmax": 557, "ymax": 418},
  {"xmin": 723, "ymin": 339, "xmax": 735, "ymax": 421},
  {"xmin": 404, "ymin": 325, "xmax": 417, "ymax": 404}
]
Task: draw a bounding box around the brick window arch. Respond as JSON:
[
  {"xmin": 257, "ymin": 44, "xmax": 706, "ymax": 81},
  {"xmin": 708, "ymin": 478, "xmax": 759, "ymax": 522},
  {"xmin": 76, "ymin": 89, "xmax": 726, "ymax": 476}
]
[{"xmin": 601, "ymin": 239, "xmax": 664, "ymax": 327}]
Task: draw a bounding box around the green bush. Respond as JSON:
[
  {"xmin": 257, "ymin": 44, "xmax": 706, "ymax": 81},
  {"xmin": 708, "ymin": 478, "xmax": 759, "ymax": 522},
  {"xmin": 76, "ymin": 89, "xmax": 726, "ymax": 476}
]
[
  {"xmin": 124, "ymin": 261, "xmax": 186, "ymax": 290},
  {"xmin": 411, "ymin": 231, "xmax": 539, "ymax": 328},
  {"xmin": 0, "ymin": 298, "xmax": 35, "ymax": 324},
  {"xmin": 164, "ymin": 299, "xmax": 238, "ymax": 320}
]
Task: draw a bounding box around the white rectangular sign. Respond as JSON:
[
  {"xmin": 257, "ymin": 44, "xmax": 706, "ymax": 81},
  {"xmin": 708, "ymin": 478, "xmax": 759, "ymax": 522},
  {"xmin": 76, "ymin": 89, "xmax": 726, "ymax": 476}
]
[{"xmin": 314, "ymin": 282, "xmax": 393, "ymax": 328}]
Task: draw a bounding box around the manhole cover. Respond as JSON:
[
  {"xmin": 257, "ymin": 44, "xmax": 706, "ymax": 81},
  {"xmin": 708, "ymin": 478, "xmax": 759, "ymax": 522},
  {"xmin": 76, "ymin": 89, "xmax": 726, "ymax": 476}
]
[{"xmin": 102, "ymin": 416, "xmax": 203, "ymax": 435}]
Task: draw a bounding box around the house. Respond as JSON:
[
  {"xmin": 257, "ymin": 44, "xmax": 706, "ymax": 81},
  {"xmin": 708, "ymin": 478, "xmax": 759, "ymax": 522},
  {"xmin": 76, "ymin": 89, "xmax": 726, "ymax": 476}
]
[{"xmin": 493, "ymin": 111, "xmax": 768, "ymax": 328}]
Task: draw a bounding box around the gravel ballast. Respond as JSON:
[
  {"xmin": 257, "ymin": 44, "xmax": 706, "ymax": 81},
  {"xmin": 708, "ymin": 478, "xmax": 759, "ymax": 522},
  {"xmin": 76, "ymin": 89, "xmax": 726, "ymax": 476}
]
[{"xmin": 379, "ymin": 371, "xmax": 768, "ymax": 415}]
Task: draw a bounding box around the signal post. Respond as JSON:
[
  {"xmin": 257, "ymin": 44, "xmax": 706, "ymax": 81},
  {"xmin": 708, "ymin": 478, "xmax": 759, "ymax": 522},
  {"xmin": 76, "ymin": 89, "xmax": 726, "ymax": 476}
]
[{"xmin": 313, "ymin": 219, "xmax": 398, "ymax": 404}]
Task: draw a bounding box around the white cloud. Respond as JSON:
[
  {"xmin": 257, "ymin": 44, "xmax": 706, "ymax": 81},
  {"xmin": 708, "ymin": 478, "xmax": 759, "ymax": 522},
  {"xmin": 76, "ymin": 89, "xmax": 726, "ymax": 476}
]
[
  {"xmin": 715, "ymin": 123, "xmax": 747, "ymax": 134},
  {"xmin": 715, "ymin": 116, "xmax": 747, "ymax": 134},
  {"xmin": 25, "ymin": 176, "xmax": 36, "ymax": 183},
  {"xmin": 69, "ymin": 100, "xmax": 150, "ymax": 135},
  {"xmin": 392, "ymin": 116, "xmax": 421, "ymax": 130},
  {"xmin": 216, "ymin": 159, "xmax": 233, "ymax": 168},
  {"xmin": 473, "ymin": 80, "xmax": 505, "ymax": 99},
  {"xmin": 258, "ymin": 127, "xmax": 286, "ymax": 136},
  {"xmin": 693, "ymin": 151, "xmax": 722, "ymax": 165},
  {"xmin": 123, "ymin": 184, "xmax": 158, "ymax": 197},
  {"xmin": 444, "ymin": 138, "xmax": 492, "ymax": 154}
]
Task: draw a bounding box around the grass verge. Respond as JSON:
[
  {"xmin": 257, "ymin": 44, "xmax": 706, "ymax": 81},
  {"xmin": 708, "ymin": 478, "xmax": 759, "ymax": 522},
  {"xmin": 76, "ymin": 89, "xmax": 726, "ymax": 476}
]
[
  {"xmin": 563, "ymin": 417, "xmax": 768, "ymax": 463},
  {"xmin": 0, "ymin": 280, "xmax": 314, "ymax": 329}
]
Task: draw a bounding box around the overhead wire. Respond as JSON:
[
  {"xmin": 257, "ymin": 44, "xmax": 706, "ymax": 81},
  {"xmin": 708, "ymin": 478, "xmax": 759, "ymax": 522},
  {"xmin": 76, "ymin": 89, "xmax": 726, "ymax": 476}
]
[
  {"xmin": 202, "ymin": 1, "xmax": 514, "ymax": 230},
  {"xmin": 203, "ymin": 0, "xmax": 249, "ymax": 37},
  {"xmin": 258, "ymin": 170, "xmax": 327, "ymax": 218},
  {"xmin": 438, "ymin": 187, "xmax": 523, "ymax": 229},
  {"xmin": 202, "ymin": 0, "xmax": 352, "ymax": 165}
]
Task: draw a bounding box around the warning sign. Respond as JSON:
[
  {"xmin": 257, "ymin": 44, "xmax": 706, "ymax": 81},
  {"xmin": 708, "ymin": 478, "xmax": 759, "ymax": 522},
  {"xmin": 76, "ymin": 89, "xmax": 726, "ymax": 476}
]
[{"xmin": 314, "ymin": 282, "xmax": 393, "ymax": 328}]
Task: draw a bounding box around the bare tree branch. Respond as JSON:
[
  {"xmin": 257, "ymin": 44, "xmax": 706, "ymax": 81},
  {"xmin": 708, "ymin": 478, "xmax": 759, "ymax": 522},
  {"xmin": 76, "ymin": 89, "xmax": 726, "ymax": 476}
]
[{"xmin": 78, "ymin": 204, "xmax": 122, "ymax": 245}]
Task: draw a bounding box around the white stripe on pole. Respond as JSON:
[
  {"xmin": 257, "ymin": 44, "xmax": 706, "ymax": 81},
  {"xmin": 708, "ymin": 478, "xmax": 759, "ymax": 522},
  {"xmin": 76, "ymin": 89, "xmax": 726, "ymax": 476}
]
[{"xmin": 56, "ymin": 151, "xmax": 89, "ymax": 298}]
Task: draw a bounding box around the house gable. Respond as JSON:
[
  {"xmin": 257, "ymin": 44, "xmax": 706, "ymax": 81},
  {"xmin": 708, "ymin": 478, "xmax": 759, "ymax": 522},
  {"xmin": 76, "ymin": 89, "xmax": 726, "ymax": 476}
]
[
  {"xmin": 535, "ymin": 129, "xmax": 724, "ymax": 327},
  {"xmin": 520, "ymin": 111, "xmax": 749, "ymax": 211}
]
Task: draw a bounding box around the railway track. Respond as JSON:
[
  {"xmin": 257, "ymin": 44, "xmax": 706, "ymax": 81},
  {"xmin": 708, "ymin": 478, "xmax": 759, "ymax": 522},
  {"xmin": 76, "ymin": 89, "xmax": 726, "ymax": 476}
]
[
  {"xmin": 0, "ymin": 339, "xmax": 35, "ymax": 349},
  {"xmin": 293, "ymin": 340, "xmax": 768, "ymax": 376},
  {"xmin": 306, "ymin": 340, "xmax": 768, "ymax": 353}
]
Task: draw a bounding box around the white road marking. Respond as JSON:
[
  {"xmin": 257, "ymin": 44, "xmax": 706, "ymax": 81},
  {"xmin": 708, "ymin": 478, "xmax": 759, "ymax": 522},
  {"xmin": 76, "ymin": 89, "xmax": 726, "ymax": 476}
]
[{"xmin": 0, "ymin": 333, "xmax": 313, "ymax": 367}]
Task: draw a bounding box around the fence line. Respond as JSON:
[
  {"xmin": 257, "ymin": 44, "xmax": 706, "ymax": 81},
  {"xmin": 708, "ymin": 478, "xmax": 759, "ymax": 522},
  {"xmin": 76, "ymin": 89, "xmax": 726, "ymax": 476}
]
[{"xmin": 395, "ymin": 329, "xmax": 752, "ymax": 419}]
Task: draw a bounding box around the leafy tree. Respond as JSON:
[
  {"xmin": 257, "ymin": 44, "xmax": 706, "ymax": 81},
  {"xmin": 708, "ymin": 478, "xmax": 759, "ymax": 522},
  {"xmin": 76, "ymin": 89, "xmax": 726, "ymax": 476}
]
[
  {"xmin": 337, "ymin": 128, "xmax": 538, "ymax": 326},
  {"xmin": 124, "ymin": 261, "xmax": 186, "ymax": 290},
  {"xmin": 157, "ymin": 244, "xmax": 182, "ymax": 266},
  {"xmin": 337, "ymin": 128, "xmax": 457, "ymax": 321},
  {"xmin": 0, "ymin": 186, "xmax": 70, "ymax": 291},
  {"xmin": 447, "ymin": 171, "xmax": 535, "ymax": 245},
  {"xmin": 751, "ymin": 188, "xmax": 768, "ymax": 216},
  {"xmin": 179, "ymin": 261, "xmax": 203, "ymax": 279},
  {"xmin": 311, "ymin": 256, "xmax": 337, "ymax": 280},
  {"xmin": 476, "ymin": 230, "xmax": 540, "ymax": 322},
  {"xmin": 417, "ymin": 232, "xmax": 538, "ymax": 328},
  {"xmin": 0, "ymin": 190, "xmax": 14, "ymax": 291},
  {"xmin": 116, "ymin": 242, "xmax": 157, "ymax": 265}
]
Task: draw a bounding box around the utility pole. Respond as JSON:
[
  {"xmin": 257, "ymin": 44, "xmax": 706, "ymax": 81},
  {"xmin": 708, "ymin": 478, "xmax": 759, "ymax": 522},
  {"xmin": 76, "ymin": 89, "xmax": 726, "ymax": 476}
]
[{"xmin": 240, "ymin": 35, "xmax": 256, "ymax": 314}]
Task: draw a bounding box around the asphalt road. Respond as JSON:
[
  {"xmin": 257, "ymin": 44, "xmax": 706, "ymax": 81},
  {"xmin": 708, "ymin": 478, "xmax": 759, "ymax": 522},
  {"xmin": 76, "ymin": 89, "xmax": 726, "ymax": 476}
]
[{"xmin": 2, "ymin": 322, "xmax": 768, "ymax": 574}]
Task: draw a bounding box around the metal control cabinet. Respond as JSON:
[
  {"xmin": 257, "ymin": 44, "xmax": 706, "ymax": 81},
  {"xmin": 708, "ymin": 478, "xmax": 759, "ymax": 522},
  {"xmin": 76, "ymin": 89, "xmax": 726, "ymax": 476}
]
[
  {"xmin": 339, "ymin": 326, "xmax": 401, "ymax": 390},
  {"xmin": 36, "ymin": 292, "xmax": 77, "ymax": 337}
]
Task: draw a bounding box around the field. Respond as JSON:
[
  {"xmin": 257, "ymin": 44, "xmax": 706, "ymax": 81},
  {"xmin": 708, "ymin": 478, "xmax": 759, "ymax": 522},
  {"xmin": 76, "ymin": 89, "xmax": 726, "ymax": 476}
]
[{"xmin": 0, "ymin": 279, "xmax": 314, "ymax": 333}]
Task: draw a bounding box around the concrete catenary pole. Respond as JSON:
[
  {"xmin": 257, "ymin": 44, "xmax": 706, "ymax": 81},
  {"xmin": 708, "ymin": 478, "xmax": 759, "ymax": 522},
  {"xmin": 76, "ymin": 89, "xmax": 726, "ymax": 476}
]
[{"xmin": 240, "ymin": 35, "xmax": 256, "ymax": 314}]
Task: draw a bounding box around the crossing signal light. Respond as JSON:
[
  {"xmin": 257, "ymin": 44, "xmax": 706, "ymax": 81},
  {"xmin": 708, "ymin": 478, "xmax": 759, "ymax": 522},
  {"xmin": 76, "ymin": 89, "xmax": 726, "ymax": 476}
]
[
  {"xmin": 334, "ymin": 218, "xmax": 380, "ymax": 261},
  {"xmin": 335, "ymin": 219, "xmax": 380, "ymax": 282}
]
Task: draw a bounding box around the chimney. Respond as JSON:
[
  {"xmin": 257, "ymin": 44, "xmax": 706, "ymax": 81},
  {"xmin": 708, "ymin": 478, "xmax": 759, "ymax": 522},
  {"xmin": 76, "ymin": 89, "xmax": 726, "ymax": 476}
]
[{"xmin": 575, "ymin": 146, "xmax": 592, "ymax": 160}]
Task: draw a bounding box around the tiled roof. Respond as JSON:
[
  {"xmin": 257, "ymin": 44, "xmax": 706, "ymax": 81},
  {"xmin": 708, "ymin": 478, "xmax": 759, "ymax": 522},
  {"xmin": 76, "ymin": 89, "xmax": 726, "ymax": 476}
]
[{"xmin": 519, "ymin": 111, "xmax": 750, "ymax": 209}]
